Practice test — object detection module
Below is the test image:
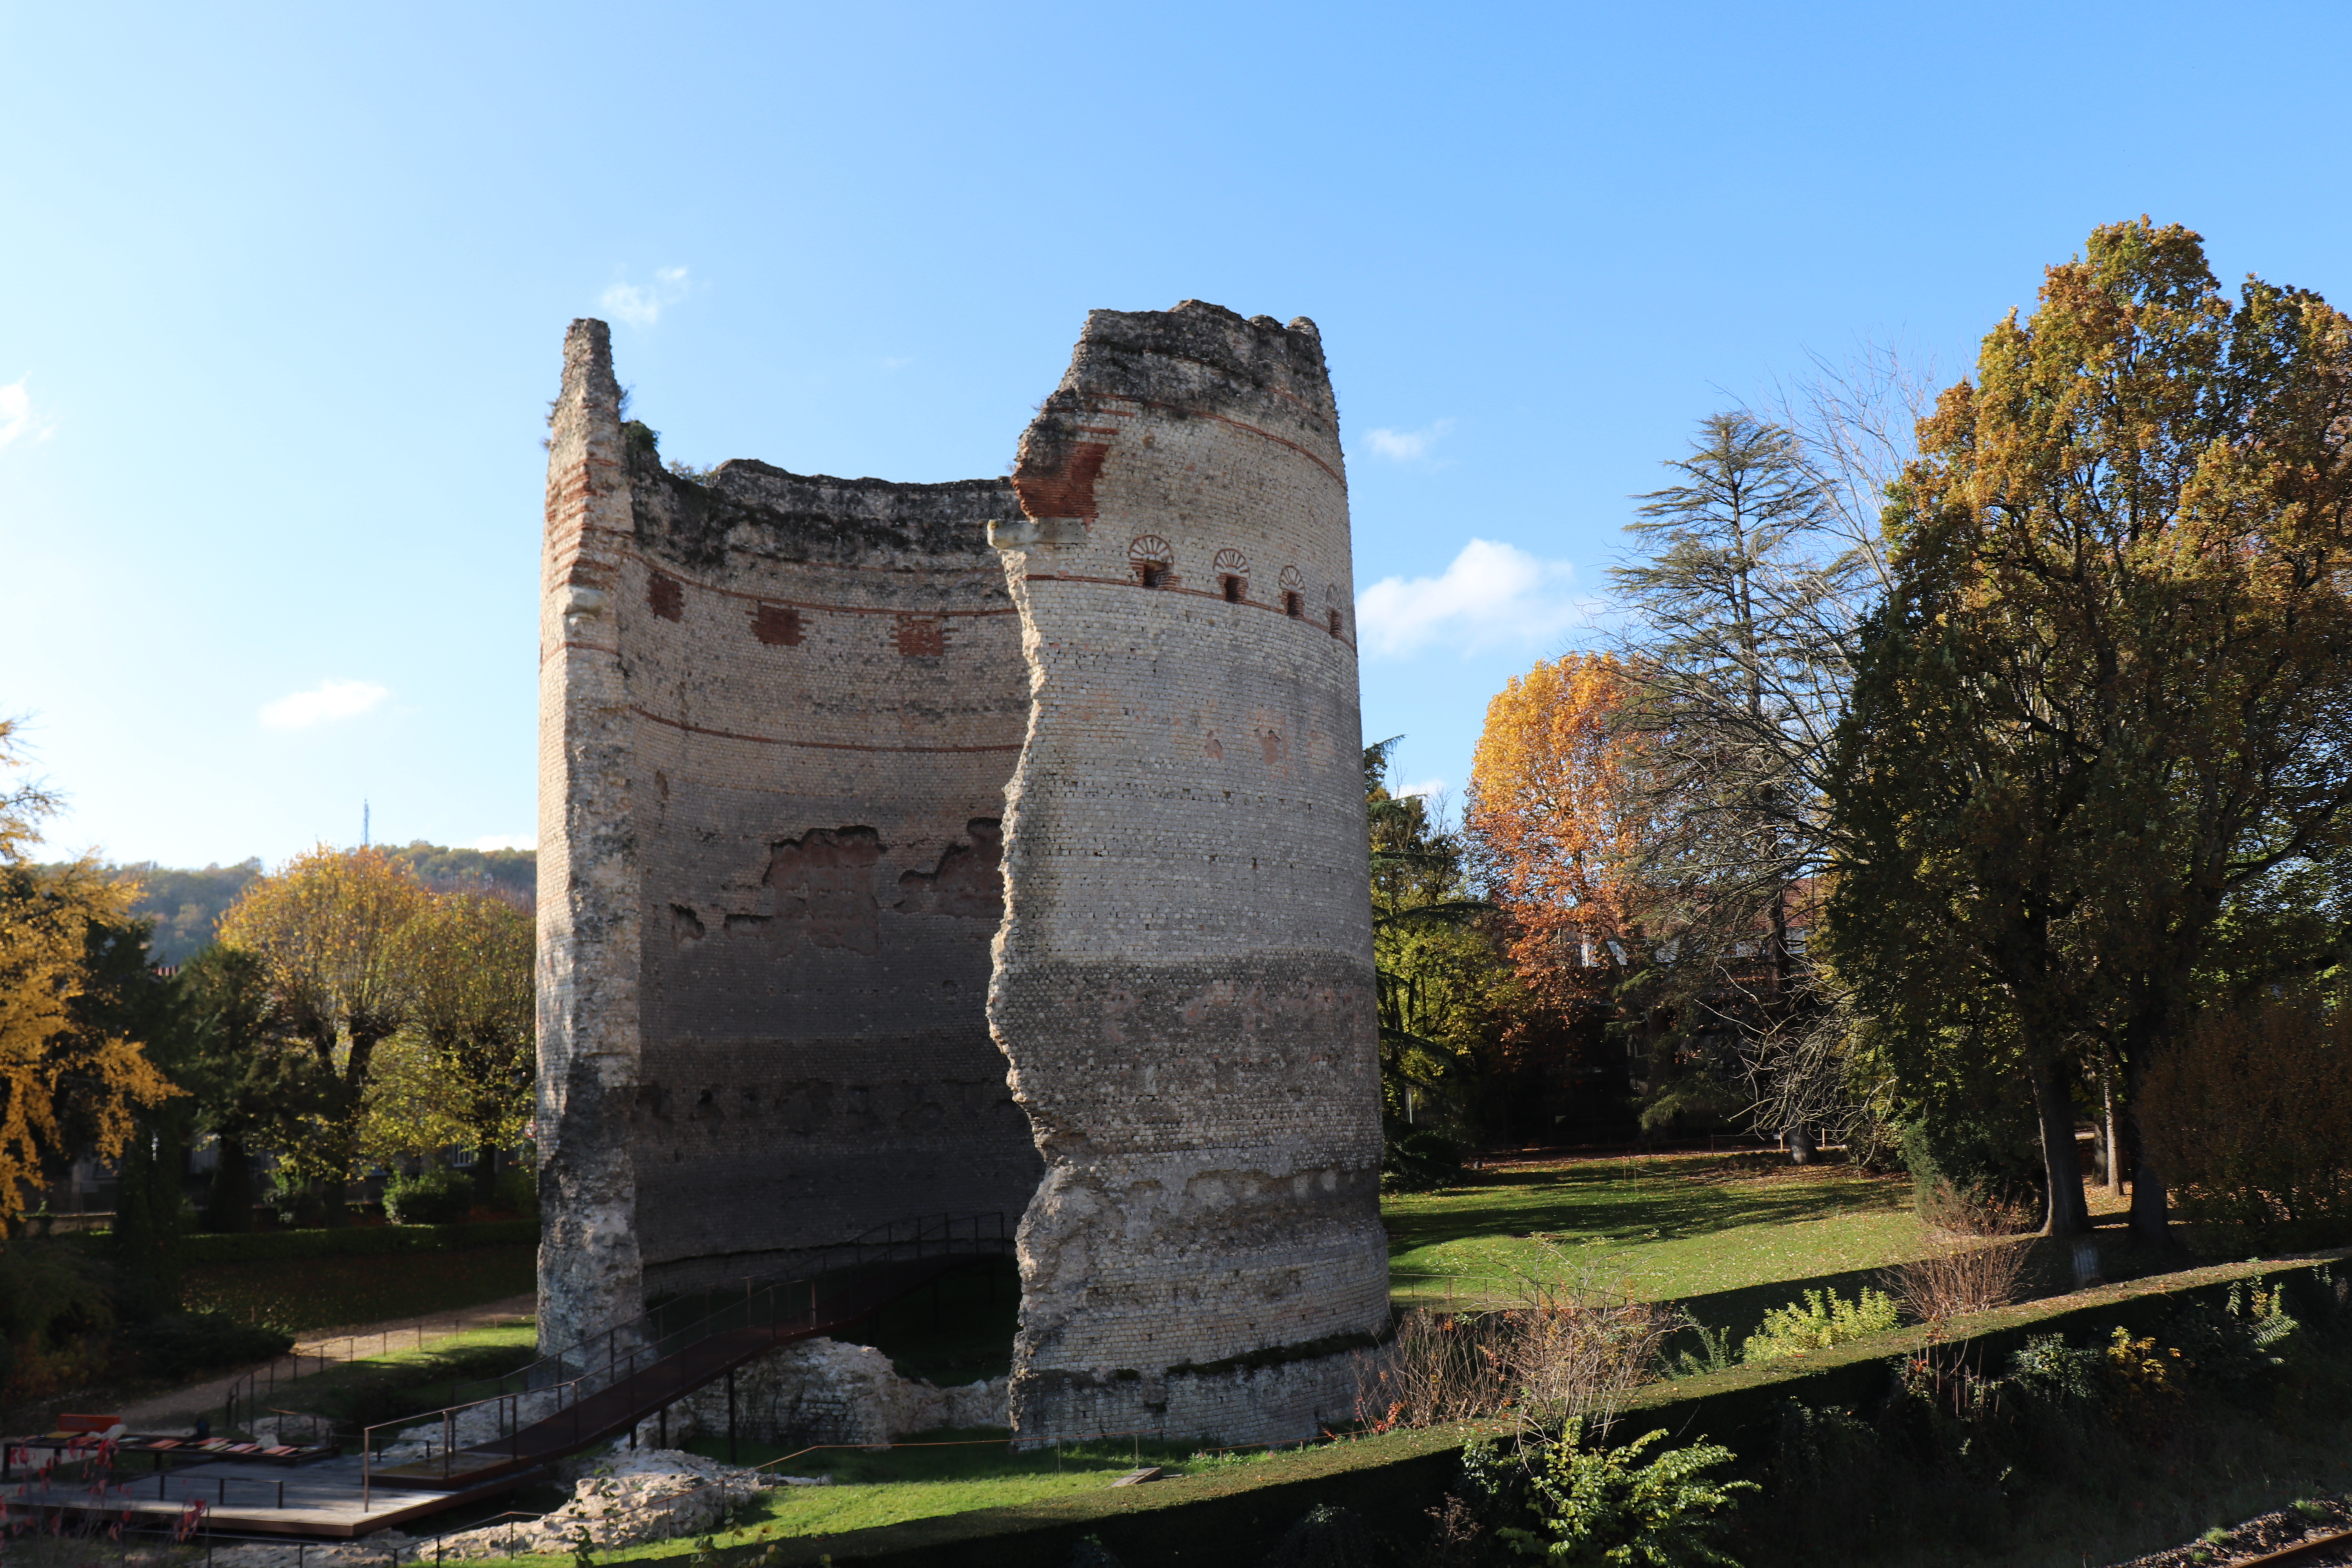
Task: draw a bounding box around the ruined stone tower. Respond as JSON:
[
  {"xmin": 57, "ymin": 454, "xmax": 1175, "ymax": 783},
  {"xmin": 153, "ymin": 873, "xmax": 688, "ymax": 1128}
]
[
  {"xmin": 537, "ymin": 303, "xmax": 1385, "ymax": 1442},
  {"xmin": 989, "ymin": 303, "xmax": 1387, "ymax": 1441}
]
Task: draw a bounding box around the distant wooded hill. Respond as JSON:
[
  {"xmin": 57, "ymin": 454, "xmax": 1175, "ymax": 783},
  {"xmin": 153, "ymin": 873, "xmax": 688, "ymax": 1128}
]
[
  {"xmin": 381, "ymin": 841, "xmax": 538, "ymax": 900},
  {"xmin": 44, "ymin": 843, "xmax": 538, "ymax": 967}
]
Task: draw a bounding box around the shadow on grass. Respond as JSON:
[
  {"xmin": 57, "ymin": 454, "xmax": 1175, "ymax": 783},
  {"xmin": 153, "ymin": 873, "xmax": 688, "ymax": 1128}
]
[
  {"xmin": 1384, "ymin": 1154, "xmax": 1907, "ymax": 1260},
  {"xmin": 181, "ymin": 1244, "xmax": 537, "ymax": 1333}
]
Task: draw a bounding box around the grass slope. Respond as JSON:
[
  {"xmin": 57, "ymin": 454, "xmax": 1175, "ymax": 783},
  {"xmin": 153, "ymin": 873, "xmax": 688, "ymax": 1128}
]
[
  {"xmin": 1385, "ymin": 1151, "xmax": 1929, "ymax": 1307},
  {"xmin": 218, "ymin": 1321, "xmax": 541, "ymax": 1437}
]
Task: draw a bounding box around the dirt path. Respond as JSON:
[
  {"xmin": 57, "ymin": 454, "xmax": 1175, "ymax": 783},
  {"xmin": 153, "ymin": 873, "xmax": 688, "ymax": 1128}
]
[{"xmin": 114, "ymin": 1292, "xmax": 538, "ymax": 1430}]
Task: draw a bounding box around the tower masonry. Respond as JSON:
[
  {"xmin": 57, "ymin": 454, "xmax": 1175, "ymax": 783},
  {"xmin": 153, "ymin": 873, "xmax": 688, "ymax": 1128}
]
[
  {"xmin": 535, "ymin": 320, "xmax": 1040, "ymax": 1351},
  {"xmin": 989, "ymin": 302, "xmax": 1386, "ymax": 1442},
  {"xmin": 536, "ymin": 302, "xmax": 1386, "ymax": 1442}
]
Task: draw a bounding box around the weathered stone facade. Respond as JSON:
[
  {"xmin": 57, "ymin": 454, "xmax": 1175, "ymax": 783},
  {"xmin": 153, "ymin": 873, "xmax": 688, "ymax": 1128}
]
[
  {"xmin": 537, "ymin": 303, "xmax": 1385, "ymax": 1443},
  {"xmin": 989, "ymin": 304, "xmax": 1387, "ymax": 1443},
  {"xmin": 535, "ymin": 320, "xmax": 1042, "ymax": 1350}
]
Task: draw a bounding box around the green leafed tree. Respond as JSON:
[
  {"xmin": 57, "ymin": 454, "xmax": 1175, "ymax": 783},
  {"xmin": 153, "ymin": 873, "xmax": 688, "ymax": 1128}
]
[
  {"xmin": 216, "ymin": 846, "xmax": 430, "ymax": 1219},
  {"xmin": 1824, "ymin": 219, "xmax": 2352, "ymax": 1242},
  {"xmin": 1366, "ymin": 739, "xmax": 1494, "ymax": 1134},
  {"xmin": 173, "ymin": 944, "xmax": 333, "ymax": 1232},
  {"xmin": 390, "ymin": 890, "xmax": 534, "ymax": 1195}
]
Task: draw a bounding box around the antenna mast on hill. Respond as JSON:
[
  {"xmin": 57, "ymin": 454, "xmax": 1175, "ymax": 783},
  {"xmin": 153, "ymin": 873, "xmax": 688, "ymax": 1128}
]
[{"xmin": 363, "ymin": 799, "xmax": 370, "ymax": 848}]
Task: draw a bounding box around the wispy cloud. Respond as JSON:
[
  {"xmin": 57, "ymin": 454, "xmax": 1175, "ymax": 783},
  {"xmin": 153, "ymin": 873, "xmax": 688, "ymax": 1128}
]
[
  {"xmin": 879, "ymin": 356, "xmax": 915, "ymax": 371},
  {"xmin": 1395, "ymin": 777, "xmax": 1447, "ymax": 800},
  {"xmin": 600, "ymin": 265, "xmax": 693, "ymax": 328},
  {"xmin": 1355, "ymin": 538, "xmax": 1600, "ymax": 657},
  {"xmin": 1359, "ymin": 417, "xmax": 1456, "ymax": 464},
  {"xmin": 474, "ymin": 833, "xmax": 537, "ymax": 853},
  {"xmin": 0, "ymin": 376, "xmax": 57, "ymax": 448},
  {"xmin": 260, "ymin": 679, "xmax": 390, "ymax": 730}
]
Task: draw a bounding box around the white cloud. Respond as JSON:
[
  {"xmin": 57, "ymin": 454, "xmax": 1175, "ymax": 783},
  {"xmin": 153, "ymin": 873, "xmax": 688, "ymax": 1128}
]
[
  {"xmin": 259, "ymin": 679, "xmax": 390, "ymax": 730},
  {"xmin": 474, "ymin": 834, "xmax": 537, "ymax": 853},
  {"xmin": 0, "ymin": 376, "xmax": 57, "ymax": 448},
  {"xmin": 1360, "ymin": 418, "xmax": 1456, "ymax": 464},
  {"xmin": 1395, "ymin": 777, "xmax": 1447, "ymax": 800},
  {"xmin": 600, "ymin": 265, "xmax": 693, "ymax": 328},
  {"xmin": 1355, "ymin": 538, "xmax": 1600, "ymax": 658}
]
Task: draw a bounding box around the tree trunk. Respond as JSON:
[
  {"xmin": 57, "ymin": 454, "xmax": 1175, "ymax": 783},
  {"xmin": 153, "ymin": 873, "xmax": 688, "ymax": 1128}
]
[
  {"xmin": 2029, "ymin": 1056, "xmax": 2093, "ymax": 1236},
  {"xmin": 205, "ymin": 1133, "xmax": 255, "ymax": 1233},
  {"xmin": 2101, "ymin": 1065, "xmax": 2125, "ymax": 1196},
  {"xmin": 2121, "ymin": 1052, "xmax": 2176, "ymax": 1251}
]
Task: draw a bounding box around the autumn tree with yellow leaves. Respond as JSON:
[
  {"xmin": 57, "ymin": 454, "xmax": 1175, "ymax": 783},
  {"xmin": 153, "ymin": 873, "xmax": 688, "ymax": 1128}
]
[
  {"xmin": 1827, "ymin": 219, "xmax": 2352, "ymax": 1242},
  {"xmin": 384, "ymin": 890, "xmax": 534, "ymax": 1196},
  {"xmin": 0, "ymin": 719, "xmax": 178, "ymax": 1231},
  {"xmin": 217, "ymin": 844, "xmax": 431, "ymax": 1219},
  {"xmin": 214, "ymin": 847, "xmax": 538, "ymax": 1216}
]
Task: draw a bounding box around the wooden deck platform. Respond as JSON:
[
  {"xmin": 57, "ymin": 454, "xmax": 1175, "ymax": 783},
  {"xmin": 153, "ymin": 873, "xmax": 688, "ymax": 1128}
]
[{"xmin": 0, "ymin": 1455, "xmax": 541, "ymax": 1539}]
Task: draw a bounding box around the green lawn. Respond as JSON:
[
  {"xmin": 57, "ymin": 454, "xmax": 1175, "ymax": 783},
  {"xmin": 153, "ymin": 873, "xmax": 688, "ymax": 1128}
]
[
  {"xmin": 181, "ymin": 1243, "xmax": 537, "ymax": 1332},
  {"xmin": 425, "ymin": 1430, "xmax": 1303, "ymax": 1559},
  {"xmin": 1385, "ymin": 1151, "xmax": 1932, "ymax": 1308},
  {"xmin": 215, "ymin": 1321, "xmax": 540, "ymax": 1439}
]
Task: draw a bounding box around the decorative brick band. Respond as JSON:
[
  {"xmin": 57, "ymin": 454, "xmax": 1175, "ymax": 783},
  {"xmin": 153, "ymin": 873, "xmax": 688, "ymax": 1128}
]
[
  {"xmin": 1021, "ymin": 571, "xmax": 1354, "ymax": 647},
  {"xmin": 627, "ymin": 706, "xmax": 1023, "ymax": 753}
]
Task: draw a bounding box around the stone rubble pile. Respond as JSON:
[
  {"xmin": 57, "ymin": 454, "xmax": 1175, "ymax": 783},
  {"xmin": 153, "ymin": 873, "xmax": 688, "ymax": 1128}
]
[
  {"xmin": 436, "ymin": 1448, "xmax": 777, "ymax": 1559},
  {"xmin": 628, "ymin": 1337, "xmax": 1008, "ymax": 1448},
  {"xmin": 212, "ymin": 1531, "xmax": 420, "ymax": 1568}
]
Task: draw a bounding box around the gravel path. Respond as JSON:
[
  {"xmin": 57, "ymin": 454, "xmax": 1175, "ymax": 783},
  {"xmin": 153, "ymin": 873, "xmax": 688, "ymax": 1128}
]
[{"xmin": 2109, "ymin": 1493, "xmax": 2351, "ymax": 1567}]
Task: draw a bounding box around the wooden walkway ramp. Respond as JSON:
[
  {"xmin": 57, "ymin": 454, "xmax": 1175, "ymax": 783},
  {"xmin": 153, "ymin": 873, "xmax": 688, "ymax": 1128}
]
[
  {"xmin": 5, "ymin": 1214, "xmax": 1010, "ymax": 1540},
  {"xmin": 363, "ymin": 1250, "xmax": 987, "ymax": 1499}
]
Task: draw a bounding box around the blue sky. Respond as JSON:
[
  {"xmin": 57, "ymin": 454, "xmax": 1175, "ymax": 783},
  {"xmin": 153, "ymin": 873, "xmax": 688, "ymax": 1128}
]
[{"xmin": 5, "ymin": 0, "xmax": 2350, "ymax": 869}]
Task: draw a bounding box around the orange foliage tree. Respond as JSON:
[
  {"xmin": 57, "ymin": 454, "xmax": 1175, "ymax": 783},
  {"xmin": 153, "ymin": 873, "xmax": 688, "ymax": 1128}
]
[{"xmin": 1466, "ymin": 652, "xmax": 1658, "ymax": 1011}]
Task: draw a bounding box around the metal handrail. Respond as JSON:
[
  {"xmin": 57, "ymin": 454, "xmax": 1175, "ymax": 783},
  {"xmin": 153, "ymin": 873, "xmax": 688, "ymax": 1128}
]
[
  {"xmin": 217, "ymin": 1212, "xmax": 1003, "ymax": 1439},
  {"xmin": 442, "ymin": 1212, "xmax": 1007, "ymax": 1406},
  {"xmin": 357, "ymin": 1213, "xmax": 1011, "ymax": 1509}
]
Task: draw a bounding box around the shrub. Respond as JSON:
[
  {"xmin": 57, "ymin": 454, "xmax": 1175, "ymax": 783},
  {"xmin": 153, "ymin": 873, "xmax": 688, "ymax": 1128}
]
[
  {"xmin": 122, "ymin": 1312, "xmax": 294, "ymax": 1381},
  {"xmin": 2139, "ymin": 991, "xmax": 2352, "ymax": 1247},
  {"xmin": 1884, "ymin": 1237, "xmax": 2030, "ymax": 1326},
  {"xmin": 157, "ymin": 1218, "xmax": 537, "ymax": 1264},
  {"xmin": 2007, "ymin": 1331, "xmax": 2105, "ymax": 1406},
  {"xmin": 1383, "ymin": 1130, "xmax": 1465, "ymax": 1192},
  {"xmin": 1262, "ymin": 1503, "xmax": 1401, "ymax": 1567},
  {"xmin": 1355, "ymin": 1275, "xmax": 1678, "ymax": 1433},
  {"xmin": 267, "ymin": 1171, "xmax": 331, "ymax": 1229},
  {"xmin": 1895, "ymin": 1108, "xmax": 2043, "ymax": 1222},
  {"xmin": 385, "ymin": 1167, "xmax": 475, "ymax": 1226},
  {"xmin": 1464, "ymin": 1420, "xmax": 1757, "ymax": 1566},
  {"xmin": 1741, "ymin": 1288, "xmax": 1899, "ymax": 1364},
  {"xmin": 494, "ymin": 1160, "xmax": 539, "ymax": 1220}
]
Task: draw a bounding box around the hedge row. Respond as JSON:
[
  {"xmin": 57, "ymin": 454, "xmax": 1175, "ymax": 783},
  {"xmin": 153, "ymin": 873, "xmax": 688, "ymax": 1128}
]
[
  {"xmin": 69, "ymin": 1220, "xmax": 539, "ymax": 1264},
  {"xmin": 750, "ymin": 1247, "xmax": 2352, "ymax": 1567}
]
